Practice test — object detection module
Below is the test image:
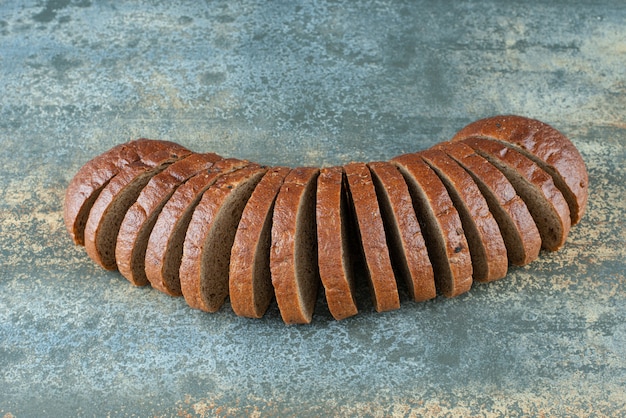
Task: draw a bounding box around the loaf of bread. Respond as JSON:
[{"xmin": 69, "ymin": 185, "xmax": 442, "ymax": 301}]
[{"xmin": 64, "ymin": 115, "xmax": 588, "ymax": 323}]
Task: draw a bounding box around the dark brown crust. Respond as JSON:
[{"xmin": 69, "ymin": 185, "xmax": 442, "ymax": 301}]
[
  {"xmin": 64, "ymin": 139, "xmax": 190, "ymax": 245},
  {"xmin": 180, "ymin": 165, "xmax": 267, "ymax": 312},
  {"xmin": 461, "ymin": 137, "xmax": 571, "ymax": 252},
  {"xmin": 270, "ymin": 167, "xmax": 321, "ymax": 324},
  {"xmin": 229, "ymin": 166, "xmax": 291, "ymax": 319},
  {"xmin": 116, "ymin": 153, "xmax": 222, "ymax": 286},
  {"xmin": 435, "ymin": 141, "xmax": 541, "ymax": 266},
  {"xmin": 144, "ymin": 158, "xmax": 250, "ymax": 296},
  {"xmin": 451, "ymin": 115, "xmax": 587, "ymax": 224},
  {"xmin": 419, "ymin": 149, "xmax": 508, "ymax": 282},
  {"xmin": 344, "ymin": 162, "xmax": 400, "ymax": 312},
  {"xmin": 391, "ymin": 153, "xmax": 473, "ymax": 298},
  {"xmin": 83, "ymin": 148, "xmax": 192, "ymax": 270},
  {"xmin": 368, "ymin": 161, "xmax": 437, "ymax": 301},
  {"xmin": 316, "ymin": 166, "xmax": 359, "ymax": 320}
]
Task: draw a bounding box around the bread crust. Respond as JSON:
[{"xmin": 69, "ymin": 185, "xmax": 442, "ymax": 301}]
[
  {"xmin": 64, "ymin": 139, "xmax": 189, "ymax": 245},
  {"xmin": 344, "ymin": 162, "xmax": 400, "ymax": 312},
  {"xmin": 435, "ymin": 141, "xmax": 541, "ymax": 266},
  {"xmin": 392, "ymin": 153, "xmax": 473, "ymax": 298},
  {"xmin": 270, "ymin": 167, "xmax": 321, "ymax": 324},
  {"xmin": 368, "ymin": 161, "xmax": 437, "ymax": 300},
  {"xmin": 116, "ymin": 153, "xmax": 222, "ymax": 286},
  {"xmin": 451, "ymin": 115, "xmax": 587, "ymax": 224},
  {"xmin": 229, "ymin": 166, "xmax": 291, "ymax": 318}
]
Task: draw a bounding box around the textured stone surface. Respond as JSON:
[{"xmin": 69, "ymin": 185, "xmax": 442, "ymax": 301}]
[{"xmin": 1, "ymin": 0, "xmax": 625, "ymax": 416}]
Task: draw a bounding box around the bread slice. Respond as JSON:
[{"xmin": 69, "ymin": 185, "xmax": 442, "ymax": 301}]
[
  {"xmin": 144, "ymin": 158, "xmax": 251, "ymax": 296},
  {"xmin": 270, "ymin": 167, "xmax": 321, "ymax": 324},
  {"xmin": 344, "ymin": 162, "xmax": 400, "ymax": 312},
  {"xmin": 435, "ymin": 141, "xmax": 541, "ymax": 266},
  {"xmin": 461, "ymin": 137, "xmax": 571, "ymax": 252},
  {"xmin": 315, "ymin": 166, "xmax": 360, "ymax": 320},
  {"xmin": 419, "ymin": 149, "xmax": 508, "ymax": 282},
  {"xmin": 83, "ymin": 147, "xmax": 191, "ymax": 270},
  {"xmin": 116, "ymin": 153, "xmax": 222, "ymax": 286},
  {"xmin": 368, "ymin": 161, "xmax": 437, "ymax": 301},
  {"xmin": 180, "ymin": 165, "xmax": 268, "ymax": 312},
  {"xmin": 64, "ymin": 139, "xmax": 190, "ymax": 245},
  {"xmin": 229, "ymin": 166, "xmax": 291, "ymax": 319},
  {"xmin": 391, "ymin": 153, "xmax": 473, "ymax": 298},
  {"xmin": 451, "ymin": 115, "xmax": 587, "ymax": 224}
]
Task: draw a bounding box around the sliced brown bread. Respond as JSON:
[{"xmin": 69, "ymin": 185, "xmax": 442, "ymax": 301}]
[
  {"xmin": 83, "ymin": 148, "xmax": 191, "ymax": 270},
  {"xmin": 270, "ymin": 167, "xmax": 321, "ymax": 324},
  {"xmin": 229, "ymin": 166, "xmax": 291, "ymax": 319},
  {"xmin": 451, "ymin": 115, "xmax": 587, "ymax": 224},
  {"xmin": 144, "ymin": 158, "xmax": 250, "ymax": 296},
  {"xmin": 344, "ymin": 162, "xmax": 400, "ymax": 312},
  {"xmin": 180, "ymin": 165, "xmax": 267, "ymax": 312},
  {"xmin": 315, "ymin": 166, "xmax": 360, "ymax": 320},
  {"xmin": 419, "ymin": 149, "xmax": 508, "ymax": 282},
  {"xmin": 116, "ymin": 153, "xmax": 223, "ymax": 286},
  {"xmin": 435, "ymin": 141, "xmax": 542, "ymax": 266},
  {"xmin": 368, "ymin": 161, "xmax": 437, "ymax": 301},
  {"xmin": 461, "ymin": 137, "xmax": 571, "ymax": 252},
  {"xmin": 64, "ymin": 139, "xmax": 190, "ymax": 245},
  {"xmin": 391, "ymin": 153, "xmax": 473, "ymax": 298}
]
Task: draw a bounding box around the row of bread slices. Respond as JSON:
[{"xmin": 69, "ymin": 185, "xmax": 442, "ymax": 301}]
[{"xmin": 63, "ymin": 115, "xmax": 588, "ymax": 323}]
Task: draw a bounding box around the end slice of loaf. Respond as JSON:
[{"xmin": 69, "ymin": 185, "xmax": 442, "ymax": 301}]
[
  {"xmin": 391, "ymin": 153, "xmax": 473, "ymax": 298},
  {"xmin": 462, "ymin": 137, "xmax": 571, "ymax": 252},
  {"xmin": 451, "ymin": 115, "xmax": 587, "ymax": 224},
  {"xmin": 116, "ymin": 153, "xmax": 222, "ymax": 286},
  {"xmin": 64, "ymin": 139, "xmax": 190, "ymax": 246},
  {"xmin": 270, "ymin": 167, "xmax": 321, "ymax": 324},
  {"xmin": 344, "ymin": 162, "xmax": 400, "ymax": 312},
  {"xmin": 368, "ymin": 161, "xmax": 437, "ymax": 301},
  {"xmin": 144, "ymin": 158, "xmax": 251, "ymax": 296},
  {"xmin": 316, "ymin": 166, "xmax": 360, "ymax": 320},
  {"xmin": 419, "ymin": 149, "xmax": 508, "ymax": 282},
  {"xmin": 435, "ymin": 141, "xmax": 541, "ymax": 266},
  {"xmin": 229, "ymin": 166, "xmax": 291, "ymax": 319}
]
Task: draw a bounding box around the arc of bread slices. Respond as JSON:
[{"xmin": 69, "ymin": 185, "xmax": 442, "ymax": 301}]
[
  {"xmin": 180, "ymin": 165, "xmax": 268, "ymax": 312},
  {"xmin": 270, "ymin": 167, "xmax": 321, "ymax": 324},
  {"xmin": 229, "ymin": 166, "xmax": 291, "ymax": 319},
  {"xmin": 116, "ymin": 153, "xmax": 223, "ymax": 286},
  {"xmin": 435, "ymin": 141, "xmax": 541, "ymax": 266},
  {"xmin": 144, "ymin": 158, "xmax": 251, "ymax": 296},
  {"xmin": 368, "ymin": 161, "xmax": 437, "ymax": 301},
  {"xmin": 451, "ymin": 115, "xmax": 587, "ymax": 224},
  {"xmin": 461, "ymin": 137, "xmax": 571, "ymax": 252},
  {"xmin": 64, "ymin": 139, "xmax": 190, "ymax": 246},
  {"xmin": 419, "ymin": 149, "xmax": 508, "ymax": 282},
  {"xmin": 391, "ymin": 153, "xmax": 473, "ymax": 298},
  {"xmin": 344, "ymin": 162, "xmax": 401, "ymax": 312},
  {"xmin": 83, "ymin": 148, "xmax": 192, "ymax": 270}
]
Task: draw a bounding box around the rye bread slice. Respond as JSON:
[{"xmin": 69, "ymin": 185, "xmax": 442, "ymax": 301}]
[
  {"xmin": 229, "ymin": 166, "xmax": 291, "ymax": 319},
  {"xmin": 461, "ymin": 137, "xmax": 571, "ymax": 252},
  {"xmin": 344, "ymin": 162, "xmax": 400, "ymax": 312},
  {"xmin": 391, "ymin": 153, "xmax": 473, "ymax": 298},
  {"xmin": 180, "ymin": 165, "xmax": 267, "ymax": 312},
  {"xmin": 116, "ymin": 153, "xmax": 223, "ymax": 286},
  {"xmin": 451, "ymin": 115, "xmax": 588, "ymax": 224},
  {"xmin": 270, "ymin": 167, "xmax": 321, "ymax": 324},
  {"xmin": 435, "ymin": 141, "xmax": 541, "ymax": 266},
  {"xmin": 83, "ymin": 148, "xmax": 191, "ymax": 270},
  {"xmin": 315, "ymin": 166, "xmax": 360, "ymax": 320},
  {"xmin": 419, "ymin": 149, "xmax": 508, "ymax": 282},
  {"xmin": 64, "ymin": 139, "xmax": 190, "ymax": 245},
  {"xmin": 368, "ymin": 161, "xmax": 437, "ymax": 301},
  {"xmin": 144, "ymin": 158, "xmax": 251, "ymax": 296}
]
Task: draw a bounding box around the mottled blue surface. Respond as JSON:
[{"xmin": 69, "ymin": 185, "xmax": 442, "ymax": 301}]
[{"xmin": 1, "ymin": 1, "xmax": 625, "ymax": 416}]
